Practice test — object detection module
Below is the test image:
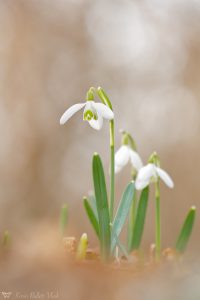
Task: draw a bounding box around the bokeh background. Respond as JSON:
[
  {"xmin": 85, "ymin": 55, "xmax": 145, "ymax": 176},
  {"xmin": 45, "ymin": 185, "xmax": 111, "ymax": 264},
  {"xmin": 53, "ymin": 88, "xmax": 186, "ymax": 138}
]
[{"xmin": 0, "ymin": 0, "xmax": 200, "ymax": 294}]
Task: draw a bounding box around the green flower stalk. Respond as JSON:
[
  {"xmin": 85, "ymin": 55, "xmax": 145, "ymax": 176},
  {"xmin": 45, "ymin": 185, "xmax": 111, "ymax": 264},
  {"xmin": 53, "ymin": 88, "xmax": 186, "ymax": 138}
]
[
  {"xmin": 97, "ymin": 87, "xmax": 115, "ymax": 221},
  {"xmin": 135, "ymin": 152, "xmax": 174, "ymax": 260},
  {"xmin": 113, "ymin": 131, "xmax": 144, "ymax": 252},
  {"xmin": 155, "ymin": 180, "xmax": 161, "ymax": 260}
]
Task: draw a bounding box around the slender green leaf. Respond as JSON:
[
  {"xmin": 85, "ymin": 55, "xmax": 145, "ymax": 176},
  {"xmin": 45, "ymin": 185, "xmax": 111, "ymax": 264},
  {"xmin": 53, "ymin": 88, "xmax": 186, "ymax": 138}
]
[
  {"xmin": 127, "ymin": 192, "xmax": 137, "ymax": 252},
  {"xmin": 111, "ymin": 182, "xmax": 135, "ymax": 252},
  {"xmin": 176, "ymin": 206, "xmax": 196, "ymax": 253},
  {"xmin": 83, "ymin": 197, "xmax": 100, "ymax": 238},
  {"xmin": 114, "ymin": 232, "xmax": 129, "ymax": 260},
  {"xmin": 93, "ymin": 153, "xmax": 111, "ymax": 261},
  {"xmin": 59, "ymin": 204, "xmax": 68, "ymax": 237},
  {"xmin": 88, "ymin": 193, "xmax": 98, "ymax": 219},
  {"xmin": 129, "ymin": 187, "xmax": 149, "ymax": 252}
]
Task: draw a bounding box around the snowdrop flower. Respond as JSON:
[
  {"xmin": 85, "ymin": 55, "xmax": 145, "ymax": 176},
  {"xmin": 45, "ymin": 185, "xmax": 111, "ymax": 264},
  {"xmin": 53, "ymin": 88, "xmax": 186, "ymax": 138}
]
[
  {"xmin": 115, "ymin": 131, "xmax": 143, "ymax": 174},
  {"xmin": 60, "ymin": 91, "xmax": 114, "ymax": 130},
  {"xmin": 135, "ymin": 153, "xmax": 174, "ymax": 190},
  {"xmin": 115, "ymin": 145, "xmax": 143, "ymax": 173}
]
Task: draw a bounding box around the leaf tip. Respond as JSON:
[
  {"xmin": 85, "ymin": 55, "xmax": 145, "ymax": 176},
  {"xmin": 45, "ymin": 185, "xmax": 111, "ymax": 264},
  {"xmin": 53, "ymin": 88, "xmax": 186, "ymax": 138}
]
[
  {"xmin": 81, "ymin": 233, "xmax": 88, "ymax": 240},
  {"xmin": 191, "ymin": 206, "xmax": 196, "ymax": 211}
]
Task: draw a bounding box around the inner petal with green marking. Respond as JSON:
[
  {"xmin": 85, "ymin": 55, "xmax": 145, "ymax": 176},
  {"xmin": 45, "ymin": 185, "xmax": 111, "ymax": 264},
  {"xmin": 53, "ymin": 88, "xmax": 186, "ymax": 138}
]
[{"xmin": 83, "ymin": 109, "xmax": 98, "ymax": 121}]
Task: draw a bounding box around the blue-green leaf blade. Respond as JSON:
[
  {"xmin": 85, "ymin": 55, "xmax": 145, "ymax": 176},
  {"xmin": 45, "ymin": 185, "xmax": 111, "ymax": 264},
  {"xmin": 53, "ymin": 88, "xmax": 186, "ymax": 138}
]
[
  {"xmin": 127, "ymin": 192, "xmax": 137, "ymax": 252},
  {"xmin": 93, "ymin": 153, "xmax": 111, "ymax": 261},
  {"xmin": 83, "ymin": 197, "xmax": 100, "ymax": 238},
  {"xmin": 176, "ymin": 206, "xmax": 196, "ymax": 253},
  {"xmin": 130, "ymin": 186, "xmax": 149, "ymax": 251},
  {"xmin": 111, "ymin": 181, "xmax": 135, "ymax": 252},
  {"xmin": 113, "ymin": 232, "xmax": 129, "ymax": 260}
]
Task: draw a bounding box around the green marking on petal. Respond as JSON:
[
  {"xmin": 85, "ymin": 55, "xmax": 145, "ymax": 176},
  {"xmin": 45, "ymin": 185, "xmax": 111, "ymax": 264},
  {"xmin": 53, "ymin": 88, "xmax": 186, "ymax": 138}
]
[
  {"xmin": 83, "ymin": 109, "xmax": 98, "ymax": 121},
  {"xmin": 93, "ymin": 113, "xmax": 98, "ymax": 120},
  {"xmin": 84, "ymin": 110, "xmax": 93, "ymax": 121}
]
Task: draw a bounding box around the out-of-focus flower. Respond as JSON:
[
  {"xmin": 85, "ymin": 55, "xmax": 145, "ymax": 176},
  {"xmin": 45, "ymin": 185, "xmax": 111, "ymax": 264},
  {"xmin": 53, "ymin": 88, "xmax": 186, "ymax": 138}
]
[
  {"xmin": 135, "ymin": 163, "xmax": 174, "ymax": 190},
  {"xmin": 115, "ymin": 145, "xmax": 143, "ymax": 174},
  {"xmin": 60, "ymin": 100, "xmax": 114, "ymax": 130}
]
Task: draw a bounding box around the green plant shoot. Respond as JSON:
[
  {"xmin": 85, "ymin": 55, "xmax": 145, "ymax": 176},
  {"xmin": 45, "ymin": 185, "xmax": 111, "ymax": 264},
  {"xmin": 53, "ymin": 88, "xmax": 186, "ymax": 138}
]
[{"xmin": 176, "ymin": 206, "xmax": 196, "ymax": 253}]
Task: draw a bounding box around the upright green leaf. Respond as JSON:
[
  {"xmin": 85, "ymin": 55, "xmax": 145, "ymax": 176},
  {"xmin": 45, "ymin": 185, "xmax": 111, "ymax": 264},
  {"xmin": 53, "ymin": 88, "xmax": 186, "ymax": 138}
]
[
  {"xmin": 88, "ymin": 193, "xmax": 98, "ymax": 219},
  {"xmin": 129, "ymin": 187, "xmax": 149, "ymax": 252},
  {"xmin": 59, "ymin": 204, "xmax": 68, "ymax": 237},
  {"xmin": 83, "ymin": 197, "xmax": 100, "ymax": 238},
  {"xmin": 176, "ymin": 206, "xmax": 196, "ymax": 253},
  {"xmin": 111, "ymin": 182, "xmax": 135, "ymax": 252},
  {"xmin": 127, "ymin": 192, "xmax": 137, "ymax": 252},
  {"xmin": 93, "ymin": 153, "xmax": 111, "ymax": 261},
  {"xmin": 113, "ymin": 232, "xmax": 129, "ymax": 260}
]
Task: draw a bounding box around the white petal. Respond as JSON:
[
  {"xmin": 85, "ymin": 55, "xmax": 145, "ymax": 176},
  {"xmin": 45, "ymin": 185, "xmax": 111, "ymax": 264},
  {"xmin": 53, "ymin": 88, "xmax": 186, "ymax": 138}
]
[
  {"xmin": 60, "ymin": 103, "xmax": 86, "ymax": 125},
  {"xmin": 135, "ymin": 179, "xmax": 151, "ymax": 190},
  {"xmin": 84, "ymin": 101, "xmax": 93, "ymax": 112},
  {"xmin": 114, "ymin": 145, "xmax": 130, "ymax": 173},
  {"xmin": 135, "ymin": 164, "xmax": 155, "ymax": 190},
  {"xmin": 115, "ymin": 163, "xmax": 124, "ymax": 174},
  {"xmin": 129, "ymin": 149, "xmax": 143, "ymax": 171},
  {"xmin": 93, "ymin": 102, "xmax": 114, "ymax": 120},
  {"xmin": 88, "ymin": 113, "xmax": 103, "ymax": 130},
  {"xmin": 156, "ymin": 167, "xmax": 174, "ymax": 188}
]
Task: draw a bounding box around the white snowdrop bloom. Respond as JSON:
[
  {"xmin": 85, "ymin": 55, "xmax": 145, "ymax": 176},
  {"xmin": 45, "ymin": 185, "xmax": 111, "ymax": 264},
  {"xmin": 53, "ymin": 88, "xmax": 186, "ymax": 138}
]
[
  {"xmin": 60, "ymin": 100, "xmax": 114, "ymax": 130},
  {"xmin": 115, "ymin": 145, "xmax": 143, "ymax": 174},
  {"xmin": 135, "ymin": 163, "xmax": 174, "ymax": 190}
]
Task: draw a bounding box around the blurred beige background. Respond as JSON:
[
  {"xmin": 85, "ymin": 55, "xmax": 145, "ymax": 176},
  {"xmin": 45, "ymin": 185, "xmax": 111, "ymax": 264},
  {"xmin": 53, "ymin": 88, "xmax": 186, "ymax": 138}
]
[{"xmin": 0, "ymin": 0, "xmax": 200, "ymax": 252}]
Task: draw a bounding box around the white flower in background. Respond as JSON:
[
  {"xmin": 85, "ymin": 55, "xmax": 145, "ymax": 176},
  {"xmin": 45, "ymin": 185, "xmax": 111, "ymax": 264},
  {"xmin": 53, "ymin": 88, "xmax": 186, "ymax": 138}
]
[
  {"xmin": 135, "ymin": 163, "xmax": 174, "ymax": 190},
  {"xmin": 60, "ymin": 100, "xmax": 114, "ymax": 130},
  {"xmin": 115, "ymin": 145, "xmax": 143, "ymax": 174}
]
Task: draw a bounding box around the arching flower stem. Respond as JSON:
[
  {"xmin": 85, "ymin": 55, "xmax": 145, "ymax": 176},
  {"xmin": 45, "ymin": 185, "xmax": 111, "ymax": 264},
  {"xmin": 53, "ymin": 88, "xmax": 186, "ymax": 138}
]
[
  {"xmin": 109, "ymin": 119, "xmax": 115, "ymax": 221},
  {"xmin": 155, "ymin": 180, "xmax": 161, "ymax": 261},
  {"xmin": 97, "ymin": 87, "xmax": 115, "ymax": 221}
]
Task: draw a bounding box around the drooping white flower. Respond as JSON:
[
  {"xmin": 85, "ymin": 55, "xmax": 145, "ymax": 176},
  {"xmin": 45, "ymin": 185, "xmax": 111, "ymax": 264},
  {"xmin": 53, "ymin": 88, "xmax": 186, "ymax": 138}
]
[
  {"xmin": 135, "ymin": 163, "xmax": 174, "ymax": 190},
  {"xmin": 60, "ymin": 100, "xmax": 114, "ymax": 130},
  {"xmin": 115, "ymin": 145, "xmax": 143, "ymax": 174}
]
